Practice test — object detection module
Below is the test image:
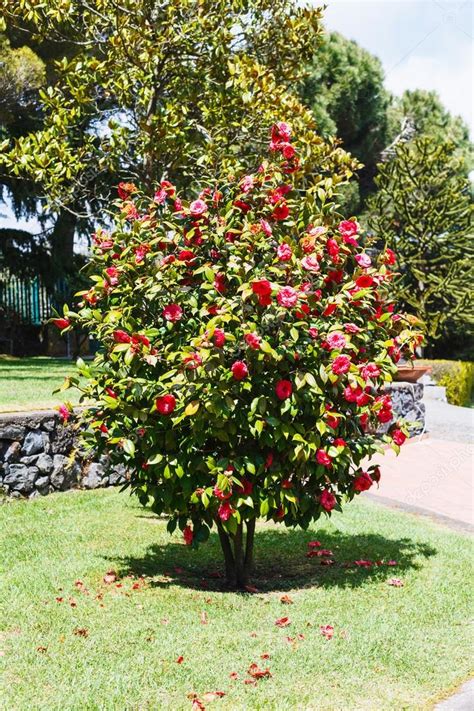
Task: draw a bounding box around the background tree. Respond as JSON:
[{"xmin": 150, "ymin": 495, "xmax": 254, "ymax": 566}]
[
  {"xmin": 0, "ymin": 0, "xmax": 358, "ymax": 283},
  {"xmin": 367, "ymin": 137, "xmax": 473, "ymax": 347},
  {"xmin": 299, "ymin": 31, "xmax": 390, "ymax": 211}
]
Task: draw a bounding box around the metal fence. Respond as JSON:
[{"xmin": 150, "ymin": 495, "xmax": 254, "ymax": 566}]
[{"xmin": 0, "ymin": 275, "xmax": 64, "ymax": 325}]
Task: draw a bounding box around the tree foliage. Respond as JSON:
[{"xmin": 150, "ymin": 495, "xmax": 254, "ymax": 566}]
[
  {"xmin": 57, "ymin": 124, "xmax": 420, "ymax": 587},
  {"xmin": 367, "ymin": 137, "xmax": 473, "ymax": 343}
]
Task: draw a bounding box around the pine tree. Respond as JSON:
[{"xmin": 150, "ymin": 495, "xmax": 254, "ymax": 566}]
[{"xmin": 367, "ymin": 136, "xmax": 473, "ymax": 345}]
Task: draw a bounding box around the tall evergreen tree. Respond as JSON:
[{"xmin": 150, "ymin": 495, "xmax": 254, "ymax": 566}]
[{"xmin": 367, "ymin": 137, "xmax": 473, "ymax": 346}]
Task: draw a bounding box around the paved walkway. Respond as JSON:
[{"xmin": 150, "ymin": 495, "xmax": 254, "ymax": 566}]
[
  {"xmin": 365, "ymin": 399, "xmax": 473, "ymax": 530},
  {"xmin": 434, "ymin": 679, "xmax": 474, "ymax": 710}
]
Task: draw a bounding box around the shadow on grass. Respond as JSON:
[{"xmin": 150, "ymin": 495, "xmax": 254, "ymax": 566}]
[{"xmin": 107, "ymin": 523, "xmax": 436, "ymax": 593}]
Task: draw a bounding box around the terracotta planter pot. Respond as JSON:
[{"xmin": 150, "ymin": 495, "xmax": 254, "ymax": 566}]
[{"xmin": 395, "ymin": 364, "xmax": 431, "ymax": 383}]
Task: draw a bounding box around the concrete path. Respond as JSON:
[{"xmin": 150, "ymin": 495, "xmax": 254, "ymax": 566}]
[
  {"xmin": 365, "ymin": 398, "xmax": 473, "ymax": 530},
  {"xmin": 434, "ymin": 679, "xmax": 474, "ymax": 710}
]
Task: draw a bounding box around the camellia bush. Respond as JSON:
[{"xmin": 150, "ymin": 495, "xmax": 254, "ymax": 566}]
[{"xmin": 55, "ymin": 124, "xmax": 421, "ymax": 588}]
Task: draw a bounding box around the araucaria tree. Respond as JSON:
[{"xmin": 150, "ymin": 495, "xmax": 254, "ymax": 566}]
[
  {"xmin": 367, "ymin": 137, "xmax": 473, "ymax": 343},
  {"xmin": 57, "ymin": 125, "xmax": 420, "ymax": 588}
]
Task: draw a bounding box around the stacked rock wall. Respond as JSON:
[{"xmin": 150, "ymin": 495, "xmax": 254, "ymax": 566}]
[{"xmin": 0, "ymin": 411, "xmax": 126, "ymax": 498}]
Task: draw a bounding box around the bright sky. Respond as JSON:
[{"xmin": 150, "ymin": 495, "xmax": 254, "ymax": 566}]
[{"xmin": 323, "ymin": 0, "xmax": 473, "ymax": 133}]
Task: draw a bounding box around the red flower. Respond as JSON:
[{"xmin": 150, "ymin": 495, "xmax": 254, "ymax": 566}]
[
  {"xmin": 338, "ymin": 220, "xmax": 359, "ymax": 241},
  {"xmin": 259, "ymin": 293, "xmax": 272, "ymax": 307},
  {"xmin": 265, "ymin": 452, "xmax": 274, "ymax": 469},
  {"xmin": 53, "ymin": 318, "xmax": 70, "ymax": 330},
  {"xmin": 309, "ymin": 327, "xmax": 318, "ymax": 339},
  {"xmin": 361, "ymin": 363, "xmax": 381, "ymax": 380},
  {"xmin": 237, "ymin": 479, "xmax": 253, "ymax": 496},
  {"xmin": 213, "ymin": 485, "xmax": 232, "ymax": 501},
  {"xmin": 183, "ymin": 353, "xmax": 202, "ymax": 370},
  {"xmin": 344, "ymin": 322, "xmax": 360, "ymax": 334},
  {"xmin": 275, "ymin": 379, "xmax": 292, "ymax": 400},
  {"xmin": 214, "ymin": 273, "xmax": 226, "ymax": 294},
  {"xmin": 113, "ymin": 329, "xmax": 131, "ymax": 343},
  {"xmin": 320, "ymin": 489, "xmax": 336, "ymax": 511},
  {"xmin": 117, "ymin": 181, "xmax": 136, "ymax": 200},
  {"xmin": 280, "ymin": 142, "xmax": 295, "ymax": 159},
  {"xmin": 177, "ymin": 249, "xmax": 195, "ymax": 263},
  {"xmin": 276, "ymin": 243, "xmax": 292, "ymax": 261},
  {"xmin": 316, "ymin": 449, "xmax": 332, "ymax": 468},
  {"xmin": 245, "ymin": 332, "xmax": 261, "ymax": 350},
  {"xmin": 277, "ymin": 286, "xmax": 298, "ymax": 308},
  {"xmin": 273, "ymin": 202, "xmax": 290, "ymax": 221},
  {"xmin": 326, "ymin": 238, "xmax": 340, "ymax": 260},
  {"xmin": 392, "ymin": 428, "xmax": 407, "ymax": 446},
  {"xmin": 213, "ymin": 329, "xmax": 226, "ymax": 348},
  {"xmin": 331, "ymin": 354, "xmax": 351, "ymax": 375},
  {"xmin": 382, "ymin": 248, "xmax": 397, "ymax": 265},
  {"xmin": 281, "ymin": 479, "xmax": 293, "ymax": 489},
  {"xmin": 155, "ymin": 394, "xmax": 176, "ymax": 415},
  {"xmin": 251, "ymin": 279, "xmax": 272, "ymax": 297},
  {"xmin": 163, "ymin": 304, "xmax": 183, "ymax": 322},
  {"xmin": 323, "ymin": 302, "xmax": 338, "ymax": 317},
  {"xmin": 218, "ymin": 502, "xmax": 234, "ymax": 521},
  {"xmin": 189, "ymin": 199, "xmax": 208, "ymax": 217},
  {"xmin": 271, "ymin": 121, "xmax": 292, "ymax": 142},
  {"xmin": 231, "ymin": 361, "xmax": 249, "ymax": 381},
  {"xmin": 105, "ymin": 387, "xmax": 117, "ymax": 399},
  {"xmin": 356, "ymin": 274, "xmax": 374, "ymax": 288},
  {"xmin": 334, "ymin": 437, "xmax": 347, "ymax": 448},
  {"xmin": 105, "ymin": 266, "xmax": 119, "ymax": 285},
  {"xmin": 353, "ymin": 471, "xmax": 373, "ymax": 492},
  {"xmin": 183, "ymin": 525, "xmax": 193, "ymax": 545}
]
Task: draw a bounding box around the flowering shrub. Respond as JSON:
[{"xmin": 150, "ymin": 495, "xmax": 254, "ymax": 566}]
[{"xmin": 57, "ymin": 123, "xmax": 421, "ymax": 587}]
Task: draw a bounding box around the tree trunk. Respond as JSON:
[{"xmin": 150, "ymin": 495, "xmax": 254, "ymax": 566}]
[
  {"xmin": 217, "ymin": 519, "xmax": 256, "ymax": 589},
  {"xmin": 49, "ymin": 209, "xmax": 77, "ymax": 287}
]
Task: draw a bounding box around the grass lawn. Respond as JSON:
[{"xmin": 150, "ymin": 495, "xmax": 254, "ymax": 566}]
[
  {"xmin": 0, "ymin": 356, "xmax": 80, "ymax": 412},
  {"xmin": 0, "ymin": 491, "xmax": 472, "ymax": 710}
]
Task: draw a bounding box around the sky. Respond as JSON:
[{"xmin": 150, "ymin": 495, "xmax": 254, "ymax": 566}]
[{"xmin": 323, "ymin": 0, "xmax": 473, "ymax": 133}]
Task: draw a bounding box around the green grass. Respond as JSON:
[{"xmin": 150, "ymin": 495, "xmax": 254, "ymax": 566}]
[
  {"xmin": 0, "ymin": 491, "xmax": 472, "ymax": 710},
  {"xmin": 0, "ymin": 357, "xmax": 80, "ymax": 412}
]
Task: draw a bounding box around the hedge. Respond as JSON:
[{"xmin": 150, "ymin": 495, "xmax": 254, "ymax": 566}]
[{"xmin": 419, "ymin": 360, "xmax": 474, "ymax": 407}]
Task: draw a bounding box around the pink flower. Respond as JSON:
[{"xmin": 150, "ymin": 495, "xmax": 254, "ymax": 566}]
[
  {"xmin": 245, "ymin": 333, "xmax": 261, "ymax": 350},
  {"xmin": 338, "ymin": 220, "xmax": 359, "ymax": 241},
  {"xmin": 231, "ymin": 361, "xmax": 249, "ymax": 381},
  {"xmin": 58, "ymin": 404, "xmax": 71, "ymax": 422},
  {"xmin": 189, "ymin": 199, "xmax": 208, "ymax": 217},
  {"xmin": 277, "ymin": 243, "xmax": 292, "ymax": 261},
  {"xmin": 260, "ymin": 219, "xmax": 272, "ymax": 236},
  {"xmin": 326, "ymin": 331, "xmax": 346, "ymax": 350},
  {"xmin": 275, "ymin": 379, "xmax": 292, "ymax": 400},
  {"xmin": 218, "ymin": 502, "xmax": 234, "ymax": 521},
  {"xmin": 213, "ymin": 486, "xmax": 232, "ymax": 501},
  {"xmin": 361, "ymin": 363, "xmax": 381, "ymax": 380},
  {"xmin": 213, "ymin": 329, "xmax": 226, "ymax": 348},
  {"xmin": 331, "ymin": 354, "xmax": 351, "ymax": 375},
  {"xmin": 308, "ymin": 327, "xmax": 318, "ymax": 339},
  {"xmin": 277, "ymin": 286, "xmax": 298, "ymax": 308},
  {"xmin": 105, "ymin": 267, "xmax": 119, "ymax": 285},
  {"xmin": 392, "ymin": 429, "xmax": 407, "ymax": 446},
  {"xmin": 320, "ymin": 625, "xmax": 334, "ymax": 640},
  {"xmin": 320, "ymin": 489, "xmax": 336, "ymax": 511},
  {"xmin": 344, "ymin": 323, "xmax": 360, "ymax": 334},
  {"xmin": 316, "ymin": 449, "xmax": 332, "ymax": 468},
  {"xmin": 353, "ymin": 471, "xmax": 373, "ymax": 492},
  {"xmin": 301, "ymin": 256, "xmax": 320, "ymax": 272},
  {"xmin": 240, "ymin": 175, "xmax": 254, "ymax": 193},
  {"xmin": 183, "ymin": 353, "xmax": 202, "ymax": 370},
  {"xmin": 155, "ymin": 394, "xmax": 176, "ymax": 415},
  {"xmin": 326, "ymin": 238, "xmax": 339, "ymax": 260},
  {"xmin": 183, "ymin": 525, "xmax": 193, "ymax": 545},
  {"xmin": 355, "ymin": 253, "xmax": 372, "ymax": 268},
  {"xmin": 271, "ymin": 121, "xmax": 292, "ymax": 142},
  {"xmin": 163, "ymin": 304, "xmax": 183, "ymax": 322},
  {"xmin": 154, "ymin": 188, "xmax": 167, "ymax": 205}
]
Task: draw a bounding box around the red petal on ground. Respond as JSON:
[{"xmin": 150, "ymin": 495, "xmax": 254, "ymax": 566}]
[
  {"xmin": 275, "ymin": 616, "xmax": 291, "ymax": 627},
  {"xmin": 280, "ymin": 594, "xmax": 293, "ymax": 604},
  {"xmin": 247, "ymin": 662, "xmax": 272, "ymax": 679},
  {"xmin": 388, "ymin": 578, "xmax": 404, "ymax": 587},
  {"xmin": 229, "ymin": 672, "xmax": 239, "ymax": 680},
  {"xmin": 261, "ymin": 653, "xmax": 270, "ymax": 660},
  {"xmin": 202, "ymin": 692, "xmax": 225, "ymax": 701},
  {"xmin": 308, "ymin": 541, "xmax": 322, "ymax": 548},
  {"xmin": 73, "ymin": 627, "xmax": 89, "ymax": 637},
  {"xmin": 36, "ymin": 646, "xmax": 48, "ymax": 653},
  {"xmin": 176, "ymin": 656, "xmax": 184, "ymax": 664},
  {"xmin": 320, "ymin": 625, "xmax": 334, "ymax": 640},
  {"xmin": 200, "ymin": 611, "xmax": 208, "ymax": 625}
]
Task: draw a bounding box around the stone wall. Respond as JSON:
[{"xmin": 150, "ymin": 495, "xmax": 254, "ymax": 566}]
[
  {"xmin": 0, "ymin": 382, "xmax": 425, "ymax": 498},
  {"xmin": 0, "ymin": 410, "xmax": 126, "ymax": 499}
]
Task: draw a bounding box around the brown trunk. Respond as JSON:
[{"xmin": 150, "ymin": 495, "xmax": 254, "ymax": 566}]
[{"xmin": 217, "ymin": 519, "xmax": 256, "ymax": 590}]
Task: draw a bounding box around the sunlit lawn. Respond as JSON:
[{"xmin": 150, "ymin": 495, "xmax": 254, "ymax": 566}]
[
  {"xmin": 0, "ymin": 490, "xmax": 472, "ymax": 710},
  {"xmin": 0, "ymin": 357, "xmax": 80, "ymax": 412}
]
